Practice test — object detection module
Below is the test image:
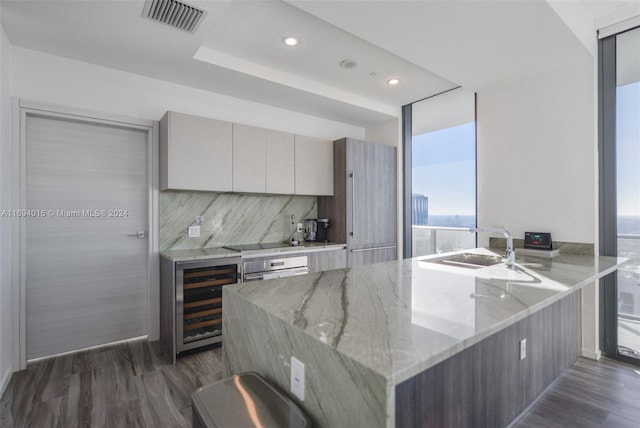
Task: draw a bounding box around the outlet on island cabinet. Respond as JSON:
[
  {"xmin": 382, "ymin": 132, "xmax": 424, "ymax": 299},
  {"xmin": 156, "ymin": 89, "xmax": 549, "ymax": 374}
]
[{"xmin": 160, "ymin": 111, "xmax": 333, "ymax": 196}]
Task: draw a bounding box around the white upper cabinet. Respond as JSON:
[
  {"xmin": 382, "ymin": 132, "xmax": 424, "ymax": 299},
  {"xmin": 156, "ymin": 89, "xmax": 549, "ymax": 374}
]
[
  {"xmin": 265, "ymin": 130, "xmax": 295, "ymax": 194},
  {"xmin": 160, "ymin": 111, "xmax": 232, "ymax": 192},
  {"xmin": 161, "ymin": 111, "xmax": 333, "ymax": 196},
  {"xmin": 294, "ymin": 135, "xmax": 334, "ymax": 196},
  {"xmin": 233, "ymin": 124, "xmax": 266, "ymax": 193}
]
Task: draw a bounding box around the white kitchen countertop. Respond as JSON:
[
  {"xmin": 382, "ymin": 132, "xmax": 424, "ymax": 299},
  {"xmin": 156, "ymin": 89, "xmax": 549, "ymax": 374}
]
[{"xmin": 224, "ymin": 248, "xmax": 627, "ymax": 385}]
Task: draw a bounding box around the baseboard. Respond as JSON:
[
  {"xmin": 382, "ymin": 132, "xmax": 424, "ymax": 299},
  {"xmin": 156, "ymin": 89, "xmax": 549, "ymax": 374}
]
[
  {"xmin": 581, "ymin": 348, "xmax": 602, "ymax": 361},
  {"xmin": 0, "ymin": 366, "xmax": 12, "ymax": 399}
]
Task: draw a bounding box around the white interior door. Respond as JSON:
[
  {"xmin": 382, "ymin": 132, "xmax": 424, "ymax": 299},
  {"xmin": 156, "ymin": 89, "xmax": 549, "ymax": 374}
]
[{"xmin": 24, "ymin": 113, "xmax": 149, "ymax": 359}]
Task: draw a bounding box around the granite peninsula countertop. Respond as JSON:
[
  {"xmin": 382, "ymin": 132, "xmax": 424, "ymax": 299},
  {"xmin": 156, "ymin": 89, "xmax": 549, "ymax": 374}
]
[
  {"xmin": 160, "ymin": 242, "xmax": 346, "ymax": 262},
  {"xmin": 224, "ymin": 248, "xmax": 626, "ymax": 385}
]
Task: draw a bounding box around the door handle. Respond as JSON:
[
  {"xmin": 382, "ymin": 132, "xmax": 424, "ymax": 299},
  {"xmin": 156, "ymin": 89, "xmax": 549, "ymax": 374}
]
[
  {"xmin": 127, "ymin": 231, "xmax": 145, "ymax": 238},
  {"xmin": 349, "ymin": 171, "xmax": 355, "ymax": 237}
]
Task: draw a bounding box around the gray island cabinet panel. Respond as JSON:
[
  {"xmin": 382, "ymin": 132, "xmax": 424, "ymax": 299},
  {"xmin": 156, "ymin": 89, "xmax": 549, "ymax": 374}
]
[
  {"xmin": 222, "ymin": 250, "xmax": 626, "ymax": 428},
  {"xmin": 160, "ymin": 111, "xmax": 233, "ymax": 192},
  {"xmin": 395, "ymin": 291, "xmax": 581, "ymax": 428}
]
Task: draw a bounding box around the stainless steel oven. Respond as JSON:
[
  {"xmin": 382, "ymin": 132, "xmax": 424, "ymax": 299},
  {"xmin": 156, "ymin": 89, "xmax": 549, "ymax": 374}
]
[{"xmin": 243, "ymin": 255, "xmax": 309, "ymax": 282}]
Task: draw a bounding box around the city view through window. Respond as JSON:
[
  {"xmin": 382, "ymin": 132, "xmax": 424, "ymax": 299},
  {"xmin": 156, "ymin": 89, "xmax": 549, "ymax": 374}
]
[
  {"xmin": 616, "ymin": 78, "xmax": 640, "ymax": 359},
  {"xmin": 411, "ymin": 118, "xmax": 476, "ymax": 256}
]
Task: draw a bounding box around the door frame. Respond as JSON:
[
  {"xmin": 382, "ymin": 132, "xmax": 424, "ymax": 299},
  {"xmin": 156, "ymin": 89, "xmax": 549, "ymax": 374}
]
[{"xmin": 11, "ymin": 99, "xmax": 159, "ymax": 370}]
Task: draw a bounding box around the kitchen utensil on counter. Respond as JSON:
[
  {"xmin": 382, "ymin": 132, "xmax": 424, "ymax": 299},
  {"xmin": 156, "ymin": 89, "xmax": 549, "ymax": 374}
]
[{"xmin": 316, "ymin": 218, "xmax": 330, "ymax": 242}]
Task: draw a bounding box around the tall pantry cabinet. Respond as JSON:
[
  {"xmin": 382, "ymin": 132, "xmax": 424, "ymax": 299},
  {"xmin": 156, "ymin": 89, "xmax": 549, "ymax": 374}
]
[{"xmin": 318, "ymin": 138, "xmax": 397, "ymax": 267}]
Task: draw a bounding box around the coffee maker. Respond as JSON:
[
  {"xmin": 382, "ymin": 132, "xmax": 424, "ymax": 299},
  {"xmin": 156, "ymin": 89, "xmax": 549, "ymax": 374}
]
[
  {"xmin": 316, "ymin": 219, "xmax": 330, "ymax": 242},
  {"xmin": 304, "ymin": 218, "xmax": 330, "ymax": 242}
]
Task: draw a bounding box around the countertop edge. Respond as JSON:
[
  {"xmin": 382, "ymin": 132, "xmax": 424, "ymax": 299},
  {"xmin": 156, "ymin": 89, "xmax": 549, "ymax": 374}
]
[
  {"xmin": 160, "ymin": 243, "xmax": 347, "ymax": 262},
  {"xmin": 389, "ymin": 267, "xmax": 610, "ymax": 385}
]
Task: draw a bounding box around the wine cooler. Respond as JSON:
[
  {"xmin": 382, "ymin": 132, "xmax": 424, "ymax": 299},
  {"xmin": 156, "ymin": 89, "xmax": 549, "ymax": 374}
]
[{"xmin": 160, "ymin": 256, "xmax": 241, "ymax": 362}]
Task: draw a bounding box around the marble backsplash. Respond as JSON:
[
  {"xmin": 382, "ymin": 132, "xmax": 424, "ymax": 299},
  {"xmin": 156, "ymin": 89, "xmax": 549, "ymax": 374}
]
[{"xmin": 159, "ymin": 191, "xmax": 317, "ymax": 251}]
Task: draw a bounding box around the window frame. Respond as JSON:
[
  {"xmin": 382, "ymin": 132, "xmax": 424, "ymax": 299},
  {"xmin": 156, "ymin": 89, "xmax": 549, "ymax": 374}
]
[{"xmin": 402, "ymin": 91, "xmax": 478, "ymax": 259}]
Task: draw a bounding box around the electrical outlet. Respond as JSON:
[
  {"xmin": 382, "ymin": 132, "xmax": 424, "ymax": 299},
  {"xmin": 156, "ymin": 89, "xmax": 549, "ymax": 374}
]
[
  {"xmin": 290, "ymin": 356, "xmax": 305, "ymax": 401},
  {"xmin": 520, "ymin": 338, "xmax": 527, "ymax": 360},
  {"xmin": 188, "ymin": 226, "xmax": 200, "ymax": 238},
  {"xmin": 296, "ymin": 223, "xmax": 303, "ymax": 233}
]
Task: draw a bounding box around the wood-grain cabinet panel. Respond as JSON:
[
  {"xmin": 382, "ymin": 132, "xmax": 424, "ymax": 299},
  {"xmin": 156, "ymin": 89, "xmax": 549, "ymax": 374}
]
[
  {"xmin": 348, "ymin": 247, "xmax": 397, "ymax": 267},
  {"xmin": 395, "ymin": 292, "xmax": 581, "ymax": 428},
  {"xmin": 307, "ymin": 249, "xmax": 347, "ymax": 273}
]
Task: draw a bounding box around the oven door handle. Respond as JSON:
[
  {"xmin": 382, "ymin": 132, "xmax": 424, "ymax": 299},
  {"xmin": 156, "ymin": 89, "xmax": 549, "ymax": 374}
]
[{"xmin": 244, "ymin": 272, "xmax": 265, "ymax": 282}]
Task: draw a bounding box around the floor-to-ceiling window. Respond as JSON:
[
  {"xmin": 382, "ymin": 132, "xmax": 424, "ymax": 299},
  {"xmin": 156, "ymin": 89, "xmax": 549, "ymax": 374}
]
[
  {"xmin": 599, "ymin": 25, "xmax": 640, "ymax": 365},
  {"xmin": 403, "ymin": 88, "xmax": 476, "ymax": 258}
]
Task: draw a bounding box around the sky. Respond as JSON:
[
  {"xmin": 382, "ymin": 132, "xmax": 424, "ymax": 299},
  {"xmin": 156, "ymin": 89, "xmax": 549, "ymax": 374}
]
[
  {"xmin": 412, "ymin": 122, "xmax": 476, "ymax": 216},
  {"xmin": 617, "ymin": 81, "xmax": 640, "ymax": 217}
]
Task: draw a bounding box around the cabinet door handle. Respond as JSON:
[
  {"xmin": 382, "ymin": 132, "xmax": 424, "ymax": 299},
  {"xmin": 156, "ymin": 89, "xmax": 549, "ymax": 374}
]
[
  {"xmin": 349, "ymin": 171, "xmax": 355, "ymax": 238},
  {"xmin": 127, "ymin": 231, "xmax": 145, "ymax": 238},
  {"xmin": 350, "ymin": 245, "xmax": 396, "ymax": 253}
]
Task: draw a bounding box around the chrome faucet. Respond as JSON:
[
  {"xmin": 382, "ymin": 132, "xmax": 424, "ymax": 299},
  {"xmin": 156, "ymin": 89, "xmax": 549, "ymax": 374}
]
[{"xmin": 469, "ymin": 227, "xmax": 516, "ymax": 267}]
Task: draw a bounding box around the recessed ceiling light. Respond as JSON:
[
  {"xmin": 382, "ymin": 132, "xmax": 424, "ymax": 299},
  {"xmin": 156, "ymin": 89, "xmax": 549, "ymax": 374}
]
[
  {"xmin": 339, "ymin": 59, "xmax": 359, "ymax": 69},
  {"xmin": 283, "ymin": 37, "xmax": 299, "ymax": 47},
  {"xmin": 387, "ymin": 78, "xmax": 401, "ymax": 86}
]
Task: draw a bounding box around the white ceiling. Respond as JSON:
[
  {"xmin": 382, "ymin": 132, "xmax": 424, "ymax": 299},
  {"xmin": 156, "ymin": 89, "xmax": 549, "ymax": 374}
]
[{"xmin": 1, "ymin": 0, "xmax": 636, "ymax": 127}]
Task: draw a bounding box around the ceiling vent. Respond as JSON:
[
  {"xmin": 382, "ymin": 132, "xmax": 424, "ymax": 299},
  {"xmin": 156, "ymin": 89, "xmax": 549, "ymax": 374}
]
[{"xmin": 142, "ymin": 0, "xmax": 207, "ymax": 34}]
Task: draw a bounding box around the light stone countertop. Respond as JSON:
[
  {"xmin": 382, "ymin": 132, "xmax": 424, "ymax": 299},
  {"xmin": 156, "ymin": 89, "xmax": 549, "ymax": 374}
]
[
  {"xmin": 160, "ymin": 247, "xmax": 241, "ymax": 262},
  {"xmin": 235, "ymin": 242, "xmax": 346, "ymax": 258},
  {"xmin": 160, "ymin": 242, "xmax": 346, "ymax": 262},
  {"xmin": 224, "ymin": 247, "xmax": 627, "ymax": 385}
]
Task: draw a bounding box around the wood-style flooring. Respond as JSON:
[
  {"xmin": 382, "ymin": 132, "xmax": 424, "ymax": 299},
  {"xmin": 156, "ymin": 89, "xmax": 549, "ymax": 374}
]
[
  {"xmin": 0, "ymin": 339, "xmax": 223, "ymax": 428},
  {"xmin": 1, "ymin": 339, "xmax": 638, "ymax": 428},
  {"xmin": 513, "ymin": 357, "xmax": 640, "ymax": 428}
]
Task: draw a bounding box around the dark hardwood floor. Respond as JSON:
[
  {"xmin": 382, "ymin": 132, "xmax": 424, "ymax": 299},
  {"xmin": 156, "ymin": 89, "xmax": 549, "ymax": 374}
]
[
  {"xmin": 0, "ymin": 339, "xmax": 223, "ymax": 428},
  {"xmin": 512, "ymin": 357, "xmax": 640, "ymax": 428},
  {"xmin": 1, "ymin": 339, "xmax": 638, "ymax": 428}
]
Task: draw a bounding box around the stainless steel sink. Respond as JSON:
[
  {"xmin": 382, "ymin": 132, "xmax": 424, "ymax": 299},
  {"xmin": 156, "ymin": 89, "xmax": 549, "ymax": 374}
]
[{"xmin": 423, "ymin": 253, "xmax": 504, "ymax": 269}]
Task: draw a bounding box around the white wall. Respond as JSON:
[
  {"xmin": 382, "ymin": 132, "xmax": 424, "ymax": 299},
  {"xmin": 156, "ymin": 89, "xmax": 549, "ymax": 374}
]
[
  {"xmin": 477, "ymin": 58, "xmax": 600, "ymax": 360},
  {"xmin": 365, "ymin": 117, "xmax": 399, "ymax": 147},
  {"xmin": 11, "ymin": 47, "xmax": 366, "ymax": 141},
  {"xmin": 0, "ymin": 22, "xmax": 13, "ymax": 396},
  {"xmin": 476, "ymin": 58, "xmax": 595, "ymax": 247}
]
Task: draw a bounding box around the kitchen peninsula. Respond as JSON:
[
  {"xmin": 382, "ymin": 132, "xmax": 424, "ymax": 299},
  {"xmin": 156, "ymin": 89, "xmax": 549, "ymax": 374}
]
[{"xmin": 222, "ymin": 249, "xmax": 626, "ymax": 428}]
